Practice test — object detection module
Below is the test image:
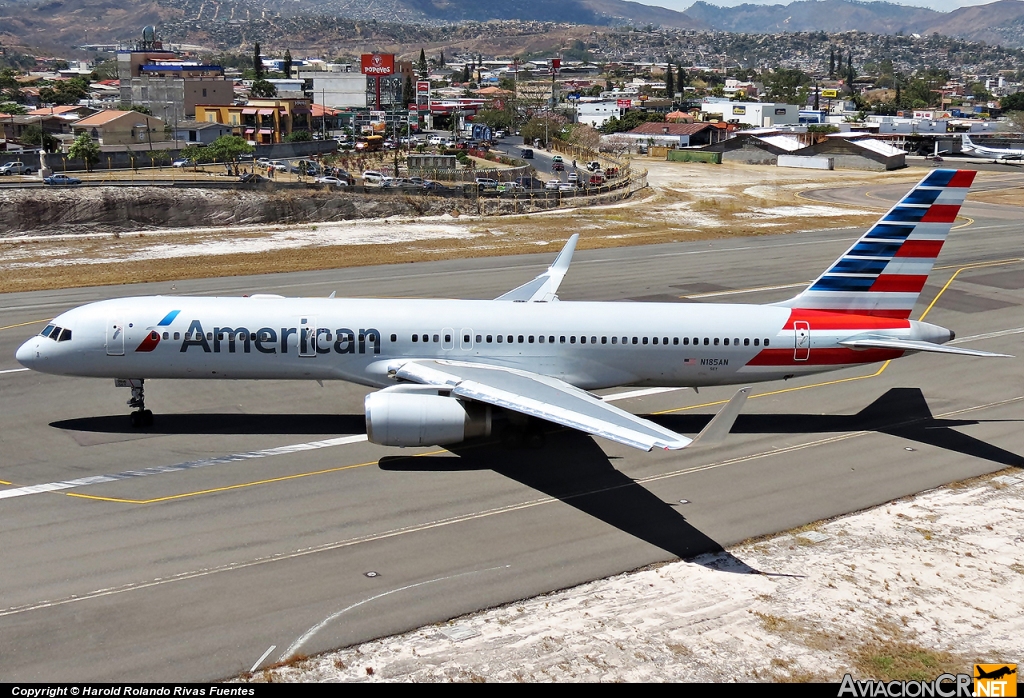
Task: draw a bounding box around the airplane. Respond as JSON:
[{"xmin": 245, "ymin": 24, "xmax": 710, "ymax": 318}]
[
  {"xmin": 961, "ymin": 133, "xmax": 1024, "ymax": 163},
  {"xmin": 15, "ymin": 169, "xmax": 1011, "ymax": 452}
]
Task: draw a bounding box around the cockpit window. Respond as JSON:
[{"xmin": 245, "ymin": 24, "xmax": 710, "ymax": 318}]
[
  {"xmin": 58, "ymin": 328, "xmax": 72, "ymax": 342},
  {"xmin": 40, "ymin": 324, "xmax": 55, "ymax": 337},
  {"xmin": 49, "ymin": 326, "xmax": 62, "ymax": 341}
]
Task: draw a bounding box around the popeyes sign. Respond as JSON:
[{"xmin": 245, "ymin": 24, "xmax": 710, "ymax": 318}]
[{"xmin": 361, "ymin": 53, "xmax": 395, "ymax": 75}]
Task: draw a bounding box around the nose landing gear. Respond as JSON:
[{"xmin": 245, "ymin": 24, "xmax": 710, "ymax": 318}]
[{"xmin": 117, "ymin": 378, "xmax": 153, "ymax": 428}]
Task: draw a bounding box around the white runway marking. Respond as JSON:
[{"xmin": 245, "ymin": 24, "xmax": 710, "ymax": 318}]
[
  {"xmin": 0, "ymin": 434, "xmax": 368, "ymax": 500},
  {"xmin": 280, "ymin": 565, "xmax": 512, "ymax": 662},
  {"xmin": 0, "ymin": 368, "xmax": 29, "ymax": 375},
  {"xmin": 251, "ymin": 645, "xmax": 276, "ymax": 673},
  {"xmin": 950, "ymin": 326, "xmax": 1024, "ymax": 344}
]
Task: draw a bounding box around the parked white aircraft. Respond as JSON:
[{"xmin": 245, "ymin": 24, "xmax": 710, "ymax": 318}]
[
  {"xmin": 962, "ymin": 133, "xmax": 1024, "ymax": 162},
  {"xmin": 16, "ymin": 169, "xmax": 1009, "ymax": 451}
]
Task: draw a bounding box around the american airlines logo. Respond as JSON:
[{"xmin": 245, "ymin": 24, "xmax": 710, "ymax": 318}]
[
  {"xmin": 177, "ymin": 320, "xmax": 382, "ymax": 355},
  {"xmin": 134, "ymin": 309, "xmax": 181, "ymax": 352}
]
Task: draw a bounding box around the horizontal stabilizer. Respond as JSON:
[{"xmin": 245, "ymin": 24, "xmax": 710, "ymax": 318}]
[
  {"xmin": 495, "ymin": 234, "xmax": 578, "ymax": 302},
  {"xmin": 839, "ymin": 337, "xmax": 1012, "ymax": 358}
]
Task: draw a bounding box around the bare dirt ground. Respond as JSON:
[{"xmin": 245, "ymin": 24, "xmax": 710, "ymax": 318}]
[
  {"xmin": 0, "ymin": 161, "xmax": 924, "ymax": 294},
  {"xmin": 239, "ymin": 471, "xmax": 1023, "ymax": 683}
]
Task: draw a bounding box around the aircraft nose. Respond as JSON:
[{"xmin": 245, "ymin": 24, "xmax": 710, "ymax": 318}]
[{"xmin": 16, "ymin": 338, "xmax": 40, "ymax": 368}]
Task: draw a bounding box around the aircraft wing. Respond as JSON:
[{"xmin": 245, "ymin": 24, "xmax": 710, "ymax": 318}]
[
  {"xmin": 839, "ymin": 337, "xmax": 1013, "ymax": 358},
  {"xmin": 495, "ymin": 234, "xmax": 578, "ymax": 302},
  {"xmin": 395, "ymin": 359, "xmax": 697, "ymax": 450}
]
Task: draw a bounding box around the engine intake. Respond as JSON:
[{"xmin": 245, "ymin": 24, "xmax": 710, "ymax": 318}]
[{"xmin": 365, "ymin": 387, "xmax": 492, "ymax": 447}]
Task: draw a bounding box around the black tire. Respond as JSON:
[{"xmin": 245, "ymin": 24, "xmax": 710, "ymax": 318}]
[
  {"xmin": 142, "ymin": 409, "xmax": 154, "ymax": 427},
  {"xmin": 130, "ymin": 411, "xmax": 142, "ymax": 428}
]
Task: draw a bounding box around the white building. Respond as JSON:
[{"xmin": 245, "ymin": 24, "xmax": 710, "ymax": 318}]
[
  {"xmin": 700, "ymin": 101, "xmax": 799, "ymax": 127},
  {"xmin": 576, "ymin": 99, "xmax": 627, "ymax": 128},
  {"xmin": 299, "ymin": 68, "xmax": 368, "ymax": 109}
]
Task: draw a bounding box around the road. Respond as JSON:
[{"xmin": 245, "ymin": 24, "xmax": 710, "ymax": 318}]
[{"xmin": 0, "ymin": 182, "xmax": 1021, "ymax": 681}]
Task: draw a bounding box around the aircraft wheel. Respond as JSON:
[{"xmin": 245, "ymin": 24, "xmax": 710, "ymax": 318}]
[
  {"xmin": 130, "ymin": 411, "xmax": 142, "ymax": 428},
  {"xmin": 524, "ymin": 426, "xmax": 546, "ymax": 449},
  {"xmin": 500, "ymin": 426, "xmax": 524, "ymax": 450},
  {"xmin": 142, "ymin": 409, "xmax": 154, "ymax": 427}
]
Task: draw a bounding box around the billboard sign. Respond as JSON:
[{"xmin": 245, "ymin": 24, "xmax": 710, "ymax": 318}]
[
  {"xmin": 732, "ymin": 105, "xmax": 746, "ymax": 115},
  {"xmin": 369, "ymin": 110, "xmax": 386, "ymax": 124},
  {"xmin": 821, "ymin": 89, "xmax": 838, "ymax": 98},
  {"xmin": 416, "ymin": 80, "xmax": 430, "ymax": 93},
  {"xmin": 550, "ymin": 58, "xmax": 561, "ymax": 75},
  {"xmin": 361, "ymin": 53, "xmax": 395, "ymax": 75},
  {"xmin": 616, "ymin": 99, "xmax": 631, "ymax": 109}
]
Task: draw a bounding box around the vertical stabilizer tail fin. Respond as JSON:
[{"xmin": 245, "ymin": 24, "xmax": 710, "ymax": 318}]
[{"xmin": 774, "ymin": 169, "xmax": 975, "ymax": 318}]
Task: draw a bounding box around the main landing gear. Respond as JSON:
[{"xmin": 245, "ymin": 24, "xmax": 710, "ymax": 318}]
[{"xmin": 118, "ymin": 378, "xmax": 153, "ymax": 428}]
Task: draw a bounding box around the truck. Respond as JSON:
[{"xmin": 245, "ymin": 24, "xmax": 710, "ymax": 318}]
[{"xmin": 0, "ymin": 161, "xmax": 35, "ymax": 175}]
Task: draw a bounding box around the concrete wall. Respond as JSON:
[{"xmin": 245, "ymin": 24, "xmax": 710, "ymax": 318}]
[
  {"xmin": 778, "ymin": 155, "xmax": 834, "ymax": 170},
  {"xmin": 720, "ymin": 143, "xmax": 780, "ymax": 165}
]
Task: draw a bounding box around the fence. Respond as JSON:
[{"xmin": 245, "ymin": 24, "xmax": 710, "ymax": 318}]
[{"xmin": 666, "ymin": 150, "xmax": 722, "ymax": 164}]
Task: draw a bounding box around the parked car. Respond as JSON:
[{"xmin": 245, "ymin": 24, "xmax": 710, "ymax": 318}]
[
  {"xmin": 422, "ymin": 180, "xmax": 455, "ymax": 192},
  {"xmin": 0, "ymin": 161, "xmax": 35, "ymax": 175},
  {"xmin": 496, "ymin": 182, "xmax": 524, "ymax": 193},
  {"xmin": 269, "ymin": 160, "xmax": 289, "ymax": 172},
  {"xmin": 515, "ymin": 176, "xmax": 544, "ymax": 189},
  {"xmin": 557, "ymin": 182, "xmax": 576, "ymax": 192},
  {"xmin": 315, "ymin": 176, "xmax": 348, "ymax": 187},
  {"xmin": 544, "ymin": 179, "xmax": 561, "ymax": 191},
  {"xmin": 589, "ymin": 173, "xmax": 606, "ymax": 185},
  {"xmin": 428, "ymin": 135, "xmax": 443, "ymax": 146},
  {"xmin": 238, "ymin": 173, "xmax": 266, "ymax": 184},
  {"xmin": 172, "ymin": 158, "xmax": 193, "ymax": 168},
  {"xmin": 43, "ymin": 174, "xmax": 82, "ymax": 186},
  {"xmin": 519, "ymin": 148, "xmax": 534, "ymax": 159},
  {"xmin": 567, "ymin": 172, "xmax": 579, "ymax": 184},
  {"xmin": 361, "ymin": 170, "xmax": 386, "ymax": 186},
  {"xmin": 585, "ymin": 161, "xmax": 602, "ymax": 172},
  {"xmin": 474, "ymin": 177, "xmax": 498, "ymax": 189}
]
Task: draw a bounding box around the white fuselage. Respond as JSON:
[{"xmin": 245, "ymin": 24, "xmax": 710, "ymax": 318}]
[{"xmin": 17, "ymin": 295, "xmax": 952, "ymax": 390}]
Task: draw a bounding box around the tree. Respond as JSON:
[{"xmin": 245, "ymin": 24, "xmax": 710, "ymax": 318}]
[
  {"xmin": 284, "ymin": 130, "xmax": 312, "ymax": 143},
  {"xmin": 39, "ymin": 78, "xmax": 88, "ymax": 106},
  {"xmin": 20, "ymin": 124, "xmax": 59, "ymax": 152},
  {"xmin": 439, "ymin": 50, "xmax": 445, "ymax": 68},
  {"xmin": 207, "ymin": 135, "xmax": 254, "ymax": 164},
  {"xmin": 474, "ymin": 108, "xmax": 512, "ymax": 130},
  {"xmin": 283, "ymin": 50, "xmax": 293, "ymax": 79},
  {"xmin": 0, "ymin": 102, "xmax": 27, "ymax": 115},
  {"xmin": 418, "ymin": 48, "xmax": 427, "ymax": 78},
  {"xmin": 665, "ymin": 62, "xmax": 675, "ymax": 98},
  {"xmin": 846, "ymin": 55, "xmax": 855, "ymax": 93},
  {"xmin": 461, "ymin": 64, "xmax": 471, "ymax": 83},
  {"xmin": 677, "ymin": 64, "xmax": 687, "ymax": 90},
  {"xmin": 68, "ymin": 132, "xmax": 100, "ymax": 172},
  {"xmin": 249, "ymin": 79, "xmax": 277, "ymax": 99},
  {"xmin": 253, "ymin": 43, "xmax": 263, "ymax": 80},
  {"xmin": 403, "ymin": 76, "xmax": 414, "ymax": 106},
  {"xmin": 763, "ymin": 68, "xmax": 809, "ymax": 104},
  {"xmin": 1000, "ymin": 92, "xmax": 1024, "ymax": 112},
  {"xmin": 829, "ymin": 46, "xmax": 835, "ymax": 79}
]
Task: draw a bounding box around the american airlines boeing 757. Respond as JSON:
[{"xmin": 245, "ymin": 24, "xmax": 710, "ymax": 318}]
[{"xmin": 15, "ymin": 169, "xmax": 1009, "ymax": 451}]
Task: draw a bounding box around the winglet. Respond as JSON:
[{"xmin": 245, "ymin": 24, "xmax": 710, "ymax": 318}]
[
  {"xmin": 495, "ymin": 234, "xmax": 579, "ymax": 302},
  {"xmin": 688, "ymin": 387, "xmax": 751, "ymax": 448}
]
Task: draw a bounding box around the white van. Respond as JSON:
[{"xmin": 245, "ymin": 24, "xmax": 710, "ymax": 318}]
[{"xmin": 361, "ymin": 170, "xmax": 386, "ymax": 186}]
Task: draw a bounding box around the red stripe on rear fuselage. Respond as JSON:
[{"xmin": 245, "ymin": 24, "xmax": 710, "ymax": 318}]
[
  {"xmin": 746, "ymin": 347, "xmax": 904, "ymax": 366},
  {"xmin": 782, "ymin": 310, "xmax": 911, "ymax": 330}
]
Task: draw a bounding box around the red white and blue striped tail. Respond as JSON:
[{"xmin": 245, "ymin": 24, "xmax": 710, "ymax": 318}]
[{"xmin": 775, "ymin": 169, "xmax": 976, "ymax": 319}]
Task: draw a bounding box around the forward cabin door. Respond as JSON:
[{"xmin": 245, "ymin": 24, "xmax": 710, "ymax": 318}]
[
  {"xmin": 106, "ymin": 318, "xmax": 125, "ymax": 356},
  {"xmin": 299, "ymin": 317, "xmax": 317, "ymax": 357},
  {"xmin": 794, "ymin": 321, "xmax": 810, "ymax": 361}
]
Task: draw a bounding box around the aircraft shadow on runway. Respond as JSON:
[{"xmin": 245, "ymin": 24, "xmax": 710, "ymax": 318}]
[
  {"xmin": 50, "ymin": 413, "xmax": 367, "ymax": 435},
  {"xmin": 379, "ymin": 429, "xmax": 766, "ymax": 575},
  {"xmin": 653, "ymin": 387, "xmax": 1024, "ymax": 469}
]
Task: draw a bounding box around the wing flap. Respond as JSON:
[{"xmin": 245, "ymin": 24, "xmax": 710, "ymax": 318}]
[
  {"xmin": 395, "ymin": 359, "xmax": 692, "ymax": 451},
  {"xmin": 840, "ymin": 337, "xmax": 1012, "ymax": 358}
]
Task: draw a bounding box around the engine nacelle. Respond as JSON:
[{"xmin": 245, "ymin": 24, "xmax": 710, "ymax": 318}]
[{"xmin": 365, "ymin": 387, "xmax": 492, "ymax": 447}]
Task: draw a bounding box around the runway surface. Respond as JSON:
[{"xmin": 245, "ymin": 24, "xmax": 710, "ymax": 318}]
[{"xmin": 1, "ymin": 174, "xmax": 1022, "ymax": 681}]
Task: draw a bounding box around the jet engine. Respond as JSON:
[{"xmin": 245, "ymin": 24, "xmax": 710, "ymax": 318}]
[{"xmin": 365, "ymin": 386, "xmax": 492, "ymax": 447}]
